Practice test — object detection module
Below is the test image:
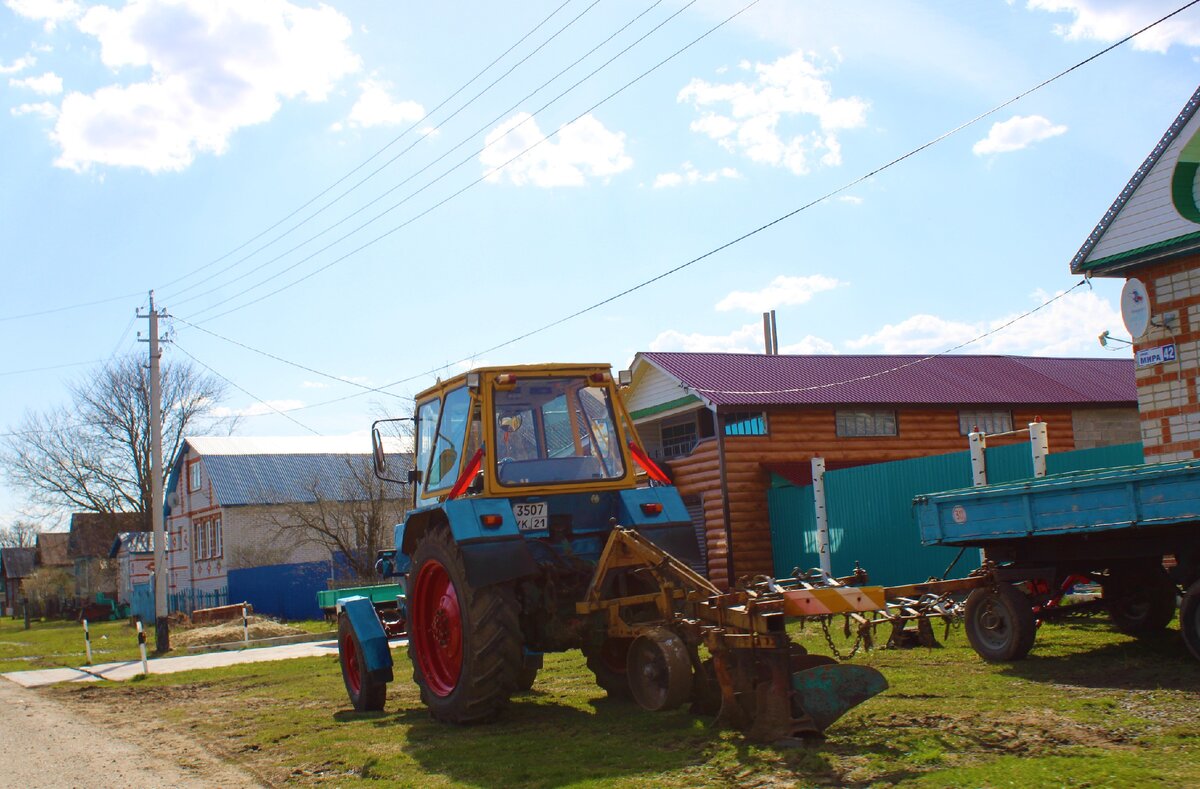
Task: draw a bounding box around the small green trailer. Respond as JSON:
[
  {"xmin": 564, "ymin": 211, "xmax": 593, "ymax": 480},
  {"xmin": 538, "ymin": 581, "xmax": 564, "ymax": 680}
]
[{"xmin": 317, "ymin": 583, "xmax": 406, "ymax": 638}]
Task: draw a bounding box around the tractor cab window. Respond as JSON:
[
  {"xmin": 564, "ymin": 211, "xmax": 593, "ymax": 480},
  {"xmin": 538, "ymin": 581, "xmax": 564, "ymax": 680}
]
[
  {"xmin": 426, "ymin": 386, "xmax": 471, "ymax": 492},
  {"xmin": 414, "ymin": 397, "xmax": 440, "ymax": 502},
  {"xmin": 493, "ymin": 376, "xmax": 626, "ymax": 486}
]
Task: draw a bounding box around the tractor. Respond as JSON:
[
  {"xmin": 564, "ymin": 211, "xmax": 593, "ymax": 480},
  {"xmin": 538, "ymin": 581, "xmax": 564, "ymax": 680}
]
[{"xmin": 336, "ymin": 363, "xmax": 888, "ymax": 740}]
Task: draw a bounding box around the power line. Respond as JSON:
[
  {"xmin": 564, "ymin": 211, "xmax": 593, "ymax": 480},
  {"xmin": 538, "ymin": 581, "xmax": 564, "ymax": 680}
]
[
  {"xmin": 0, "ymin": 359, "xmax": 103, "ymax": 378},
  {"xmin": 171, "ymin": 0, "xmax": 679, "ymax": 316},
  {"xmin": 169, "ymin": 315, "xmax": 408, "ymax": 401},
  {"xmin": 170, "ymin": 340, "xmax": 322, "ymax": 436},
  {"xmin": 161, "ymin": 0, "xmax": 600, "ymax": 303},
  {"xmin": 689, "ymin": 280, "xmax": 1091, "ymax": 396},
  {"xmin": 183, "ymin": 0, "xmax": 732, "ymax": 322},
  {"xmin": 0, "ymin": 290, "xmax": 143, "ymax": 323}
]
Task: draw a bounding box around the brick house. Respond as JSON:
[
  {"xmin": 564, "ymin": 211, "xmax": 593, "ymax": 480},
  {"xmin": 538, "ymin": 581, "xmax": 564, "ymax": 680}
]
[
  {"xmin": 1071, "ymin": 85, "xmax": 1200, "ymax": 462},
  {"xmin": 163, "ymin": 436, "xmax": 410, "ymax": 602},
  {"xmin": 623, "ymin": 352, "xmax": 1139, "ymax": 587}
]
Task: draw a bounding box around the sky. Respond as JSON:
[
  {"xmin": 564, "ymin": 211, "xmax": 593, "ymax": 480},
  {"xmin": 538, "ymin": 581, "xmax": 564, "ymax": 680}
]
[{"xmin": 1, "ymin": 0, "xmax": 1198, "ymax": 526}]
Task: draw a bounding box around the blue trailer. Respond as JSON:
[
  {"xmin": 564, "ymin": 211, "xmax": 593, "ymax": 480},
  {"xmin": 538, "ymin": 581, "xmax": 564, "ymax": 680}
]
[{"xmin": 913, "ymin": 460, "xmax": 1200, "ymax": 663}]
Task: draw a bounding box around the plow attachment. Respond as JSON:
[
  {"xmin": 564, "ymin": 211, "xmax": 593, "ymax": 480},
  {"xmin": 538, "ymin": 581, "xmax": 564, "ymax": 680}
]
[{"xmin": 578, "ymin": 529, "xmax": 890, "ymax": 741}]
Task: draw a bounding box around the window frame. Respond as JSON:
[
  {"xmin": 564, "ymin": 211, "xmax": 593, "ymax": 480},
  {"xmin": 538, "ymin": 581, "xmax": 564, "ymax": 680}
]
[
  {"xmin": 958, "ymin": 409, "xmax": 1014, "ymax": 436},
  {"xmin": 835, "ymin": 409, "xmax": 898, "ymax": 438},
  {"xmin": 187, "ymin": 461, "xmax": 201, "ymax": 493},
  {"xmin": 723, "ymin": 411, "xmax": 768, "ymax": 437}
]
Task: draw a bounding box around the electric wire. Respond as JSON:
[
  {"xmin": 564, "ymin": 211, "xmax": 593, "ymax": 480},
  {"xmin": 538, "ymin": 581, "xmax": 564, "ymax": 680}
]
[
  {"xmin": 183, "ymin": 0, "xmax": 732, "ymax": 322},
  {"xmin": 170, "ymin": 340, "xmax": 322, "ymax": 435},
  {"xmin": 161, "ymin": 0, "xmax": 604, "ymax": 303},
  {"xmin": 173, "ymin": 0, "xmax": 684, "ymax": 316},
  {"xmin": 0, "ymin": 290, "xmax": 143, "ymax": 323},
  {"xmin": 154, "ymin": 0, "xmax": 581, "ymax": 297}
]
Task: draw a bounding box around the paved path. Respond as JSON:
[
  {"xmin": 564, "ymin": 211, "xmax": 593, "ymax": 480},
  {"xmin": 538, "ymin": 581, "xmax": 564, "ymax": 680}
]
[{"xmin": 2, "ymin": 637, "xmax": 408, "ymax": 688}]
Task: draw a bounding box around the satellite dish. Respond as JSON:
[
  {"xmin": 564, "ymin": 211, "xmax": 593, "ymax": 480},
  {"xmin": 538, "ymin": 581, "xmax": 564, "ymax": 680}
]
[
  {"xmin": 1121, "ymin": 278, "xmax": 1151, "ymax": 339},
  {"xmin": 167, "ymin": 491, "xmax": 180, "ymax": 509}
]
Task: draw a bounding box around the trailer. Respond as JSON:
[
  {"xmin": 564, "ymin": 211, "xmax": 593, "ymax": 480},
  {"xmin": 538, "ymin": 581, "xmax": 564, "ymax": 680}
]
[{"xmin": 913, "ymin": 459, "xmax": 1200, "ymax": 662}]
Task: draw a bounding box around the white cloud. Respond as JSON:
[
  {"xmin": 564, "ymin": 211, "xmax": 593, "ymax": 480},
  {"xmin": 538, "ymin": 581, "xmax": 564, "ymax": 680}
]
[
  {"xmin": 47, "ymin": 0, "xmax": 360, "ymax": 173},
  {"xmin": 678, "ymin": 50, "xmax": 868, "ymax": 176},
  {"xmin": 4, "ymin": 0, "xmax": 81, "ymax": 30},
  {"xmin": 481, "ymin": 112, "xmax": 632, "ymax": 187},
  {"xmin": 9, "ymin": 71, "xmax": 62, "ymax": 95},
  {"xmin": 836, "ymin": 195, "xmax": 863, "ymax": 205},
  {"xmin": 973, "ymin": 115, "xmax": 1067, "ymax": 156},
  {"xmin": 210, "ymin": 399, "xmax": 305, "ymax": 418},
  {"xmin": 652, "ymin": 161, "xmax": 740, "ymax": 188},
  {"xmin": 1028, "ymin": 0, "xmax": 1200, "ymax": 53},
  {"xmin": 846, "ymin": 288, "xmax": 1122, "ymax": 356},
  {"xmin": 300, "ymin": 381, "xmax": 331, "ymax": 389},
  {"xmin": 11, "ymin": 101, "xmax": 57, "ymax": 118},
  {"xmin": 716, "ymin": 274, "xmax": 843, "ymax": 313},
  {"xmin": 650, "ymin": 321, "xmax": 835, "ymax": 354},
  {"xmin": 0, "ymin": 55, "xmax": 36, "ymax": 74},
  {"xmin": 345, "ymin": 78, "xmax": 424, "ymax": 129}
]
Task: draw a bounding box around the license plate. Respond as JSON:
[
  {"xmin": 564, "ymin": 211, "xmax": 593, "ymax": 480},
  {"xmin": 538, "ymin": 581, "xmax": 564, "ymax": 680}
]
[{"xmin": 513, "ymin": 501, "xmax": 548, "ymax": 531}]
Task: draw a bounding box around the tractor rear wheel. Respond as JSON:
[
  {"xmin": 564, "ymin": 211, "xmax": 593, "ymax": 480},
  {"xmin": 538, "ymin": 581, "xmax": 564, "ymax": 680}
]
[
  {"xmin": 584, "ymin": 637, "xmax": 634, "ymax": 699},
  {"xmin": 1103, "ymin": 566, "xmax": 1177, "ymax": 635},
  {"xmin": 1181, "ymin": 579, "xmax": 1200, "ymax": 662},
  {"xmin": 964, "ymin": 583, "xmax": 1036, "ymax": 662},
  {"xmin": 338, "ymin": 613, "xmax": 386, "ymax": 712},
  {"xmin": 409, "ymin": 526, "xmax": 523, "ymax": 723}
]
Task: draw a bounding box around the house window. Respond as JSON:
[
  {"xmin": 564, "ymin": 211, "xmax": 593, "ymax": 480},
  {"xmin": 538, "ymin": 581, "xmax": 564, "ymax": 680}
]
[
  {"xmin": 188, "ymin": 462, "xmax": 201, "ymax": 492},
  {"xmin": 661, "ymin": 420, "xmax": 698, "ymax": 459},
  {"xmin": 195, "ymin": 522, "xmax": 207, "ymax": 560},
  {"xmin": 192, "ymin": 517, "xmax": 223, "ymax": 561},
  {"xmin": 836, "ymin": 410, "xmax": 898, "ymax": 437},
  {"xmin": 213, "ymin": 516, "xmax": 222, "ymax": 558},
  {"xmin": 723, "ymin": 412, "xmax": 767, "ymax": 436},
  {"xmin": 959, "ymin": 410, "xmax": 1013, "ymax": 436}
]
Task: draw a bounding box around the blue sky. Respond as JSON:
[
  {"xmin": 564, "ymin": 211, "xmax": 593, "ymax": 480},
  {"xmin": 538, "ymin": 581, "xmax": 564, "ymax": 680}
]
[{"xmin": 1, "ymin": 0, "xmax": 1198, "ymax": 525}]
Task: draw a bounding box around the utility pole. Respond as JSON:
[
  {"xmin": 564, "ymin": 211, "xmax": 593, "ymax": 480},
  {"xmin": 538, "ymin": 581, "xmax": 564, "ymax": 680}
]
[{"xmin": 139, "ymin": 291, "xmax": 169, "ymax": 652}]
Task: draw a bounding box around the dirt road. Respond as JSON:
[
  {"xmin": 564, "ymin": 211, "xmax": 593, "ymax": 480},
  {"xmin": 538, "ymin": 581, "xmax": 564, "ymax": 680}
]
[{"xmin": 0, "ymin": 677, "xmax": 262, "ymax": 788}]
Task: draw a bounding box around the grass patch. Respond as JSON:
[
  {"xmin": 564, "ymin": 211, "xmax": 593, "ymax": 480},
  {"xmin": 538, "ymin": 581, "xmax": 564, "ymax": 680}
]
[
  {"xmin": 37, "ymin": 616, "xmax": 1200, "ymax": 787},
  {"xmin": 0, "ymin": 615, "xmax": 145, "ymax": 672}
]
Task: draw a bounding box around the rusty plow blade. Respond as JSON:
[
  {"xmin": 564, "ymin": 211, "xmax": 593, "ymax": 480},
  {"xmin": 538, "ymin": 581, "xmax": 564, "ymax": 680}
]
[{"xmin": 791, "ymin": 663, "xmax": 888, "ymax": 733}]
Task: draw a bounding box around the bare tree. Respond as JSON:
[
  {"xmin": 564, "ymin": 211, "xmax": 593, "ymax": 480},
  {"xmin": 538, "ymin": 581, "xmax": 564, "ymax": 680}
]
[
  {"xmin": 263, "ymin": 456, "xmax": 409, "ymax": 580},
  {"xmin": 0, "ymin": 520, "xmax": 38, "ymax": 548},
  {"xmin": 1, "ymin": 353, "xmax": 235, "ymax": 526}
]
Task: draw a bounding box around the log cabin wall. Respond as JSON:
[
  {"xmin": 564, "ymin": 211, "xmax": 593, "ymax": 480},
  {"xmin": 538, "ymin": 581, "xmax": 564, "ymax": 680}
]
[{"xmin": 668, "ymin": 404, "xmax": 1092, "ymax": 584}]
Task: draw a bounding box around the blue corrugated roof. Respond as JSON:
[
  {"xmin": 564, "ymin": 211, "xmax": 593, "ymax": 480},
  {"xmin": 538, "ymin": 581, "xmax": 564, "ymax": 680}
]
[{"xmin": 203, "ymin": 453, "xmax": 411, "ymax": 507}]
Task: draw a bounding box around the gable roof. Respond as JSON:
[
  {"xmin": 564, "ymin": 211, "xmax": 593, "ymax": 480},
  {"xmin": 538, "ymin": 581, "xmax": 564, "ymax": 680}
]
[
  {"xmin": 634, "ymin": 352, "xmax": 1136, "ymax": 409},
  {"xmin": 164, "ymin": 436, "xmax": 412, "ymax": 514},
  {"xmin": 0, "ymin": 547, "xmax": 36, "ymax": 580},
  {"xmin": 68, "ymin": 512, "xmax": 148, "ymax": 560},
  {"xmin": 109, "ymin": 531, "xmax": 154, "ymax": 558},
  {"xmin": 1072, "ymin": 85, "xmax": 1200, "ymax": 276},
  {"xmin": 36, "ymin": 532, "xmax": 70, "ymax": 567}
]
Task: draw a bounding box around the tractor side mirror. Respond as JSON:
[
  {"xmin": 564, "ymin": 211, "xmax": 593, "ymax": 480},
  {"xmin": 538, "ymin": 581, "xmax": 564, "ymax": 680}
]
[
  {"xmin": 371, "ymin": 427, "xmax": 388, "ymax": 475},
  {"xmin": 407, "ymin": 468, "xmax": 422, "ymax": 484}
]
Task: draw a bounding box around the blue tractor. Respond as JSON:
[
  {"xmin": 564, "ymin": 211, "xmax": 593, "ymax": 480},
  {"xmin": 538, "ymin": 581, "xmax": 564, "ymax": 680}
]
[{"xmin": 337, "ymin": 364, "xmax": 886, "ymax": 739}]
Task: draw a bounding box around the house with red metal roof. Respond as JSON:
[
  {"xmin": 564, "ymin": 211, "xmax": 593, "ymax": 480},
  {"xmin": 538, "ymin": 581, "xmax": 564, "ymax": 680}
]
[{"xmin": 622, "ymin": 352, "xmax": 1139, "ymax": 587}]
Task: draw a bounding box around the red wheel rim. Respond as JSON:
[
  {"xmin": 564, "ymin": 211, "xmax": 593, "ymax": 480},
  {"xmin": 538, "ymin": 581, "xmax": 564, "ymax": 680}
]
[
  {"xmin": 412, "ymin": 558, "xmax": 463, "ymax": 696},
  {"xmin": 341, "ymin": 632, "xmax": 361, "ymax": 696}
]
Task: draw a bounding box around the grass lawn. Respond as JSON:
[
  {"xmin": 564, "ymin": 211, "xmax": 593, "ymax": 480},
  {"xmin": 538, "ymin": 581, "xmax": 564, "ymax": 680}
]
[{"xmin": 37, "ymin": 614, "xmax": 1200, "ymax": 787}]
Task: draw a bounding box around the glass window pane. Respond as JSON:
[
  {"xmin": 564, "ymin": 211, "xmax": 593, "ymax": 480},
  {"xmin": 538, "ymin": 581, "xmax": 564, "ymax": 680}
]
[{"xmin": 427, "ymin": 387, "xmax": 471, "ymax": 491}]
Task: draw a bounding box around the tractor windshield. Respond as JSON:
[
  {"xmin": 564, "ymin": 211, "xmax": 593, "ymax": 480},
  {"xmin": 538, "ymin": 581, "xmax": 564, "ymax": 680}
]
[{"xmin": 493, "ymin": 376, "xmax": 625, "ymax": 486}]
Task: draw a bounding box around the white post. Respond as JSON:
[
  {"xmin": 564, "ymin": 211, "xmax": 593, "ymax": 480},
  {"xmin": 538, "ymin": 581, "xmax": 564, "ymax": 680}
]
[
  {"xmin": 136, "ymin": 620, "xmax": 149, "ymax": 675},
  {"xmin": 969, "ymin": 431, "xmax": 988, "ymax": 487},
  {"xmin": 83, "ymin": 619, "xmax": 92, "ymax": 665},
  {"xmin": 146, "ymin": 291, "xmax": 169, "ymax": 653},
  {"xmin": 811, "ymin": 457, "xmax": 832, "ymax": 576},
  {"xmin": 242, "ymin": 604, "xmax": 249, "ymax": 644},
  {"xmin": 1030, "ymin": 420, "xmax": 1049, "ymax": 478}
]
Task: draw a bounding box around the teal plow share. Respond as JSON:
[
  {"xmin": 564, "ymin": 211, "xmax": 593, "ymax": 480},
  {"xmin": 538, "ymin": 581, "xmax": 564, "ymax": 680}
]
[{"xmin": 577, "ymin": 529, "xmax": 889, "ymax": 741}]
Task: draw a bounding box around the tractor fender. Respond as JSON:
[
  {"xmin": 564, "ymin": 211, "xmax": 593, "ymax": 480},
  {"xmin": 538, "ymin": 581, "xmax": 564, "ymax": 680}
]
[
  {"xmin": 396, "ymin": 499, "xmax": 537, "ymax": 588},
  {"xmin": 617, "ymin": 487, "xmax": 703, "ymax": 567},
  {"xmin": 338, "ymin": 596, "xmax": 393, "ymax": 683}
]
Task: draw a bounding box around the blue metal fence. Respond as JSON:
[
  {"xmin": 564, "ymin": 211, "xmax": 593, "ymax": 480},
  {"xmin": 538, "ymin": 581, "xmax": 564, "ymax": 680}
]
[
  {"xmin": 227, "ymin": 561, "xmax": 328, "ymax": 621},
  {"xmin": 768, "ymin": 442, "xmax": 1143, "ymax": 586},
  {"xmin": 169, "ymin": 587, "xmax": 228, "ymax": 616},
  {"xmin": 130, "ymin": 583, "xmax": 154, "ymax": 624}
]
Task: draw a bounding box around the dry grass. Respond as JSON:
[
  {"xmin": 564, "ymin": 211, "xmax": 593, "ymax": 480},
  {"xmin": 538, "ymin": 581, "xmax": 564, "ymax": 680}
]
[{"xmin": 169, "ymin": 616, "xmax": 309, "ymax": 648}]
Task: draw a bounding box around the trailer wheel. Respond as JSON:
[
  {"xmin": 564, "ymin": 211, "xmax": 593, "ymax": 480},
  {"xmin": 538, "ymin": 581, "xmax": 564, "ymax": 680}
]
[
  {"xmin": 964, "ymin": 583, "xmax": 1036, "ymax": 662},
  {"xmin": 1103, "ymin": 566, "xmax": 1177, "ymax": 636},
  {"xmin": 338, "ymin": 613, "xmax": 386, "ymax": 712},
  {"xmin": 409, "ymin": 526, "xmax": 523, "ymax": 723},
  {"xmin": 1181, "ymin": 579, "xmax": 1200, "ymax": 662},
  {"xmin": 584, "ymin": 637, "xmax": 634, "ymax": 699}
]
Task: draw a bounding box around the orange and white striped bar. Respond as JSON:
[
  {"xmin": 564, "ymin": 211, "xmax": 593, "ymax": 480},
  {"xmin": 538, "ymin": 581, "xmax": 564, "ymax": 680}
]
[{"xmin": 783, "ymin": 586, "xmax": 887, "ymax": 616}]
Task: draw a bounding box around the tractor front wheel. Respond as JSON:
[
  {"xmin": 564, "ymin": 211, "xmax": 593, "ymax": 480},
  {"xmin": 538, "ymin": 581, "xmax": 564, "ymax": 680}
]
[
  {"xmin": 338, "ymin": 613, "xmax": 386, "ymax": 712},
  {"xmin": 584, "ymin": 637, "xmax": 634, "ymax": 699},
  {"xmin": 1181, "ymin": 579, "xmax": 1200, "ymax": 662},
  {"xmin": 964, "ymin": 583, "xmax": 1036, "ymax": 662},
  {"xmin": 409, "ymin": 526, "xmax": 523, "ymax": 723}
]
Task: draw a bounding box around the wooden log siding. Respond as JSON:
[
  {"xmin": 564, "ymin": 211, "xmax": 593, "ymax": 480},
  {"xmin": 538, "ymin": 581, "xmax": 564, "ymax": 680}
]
[{"xmin": 669, "ymin": 406, "xmax": 1081, "ymax": 584}]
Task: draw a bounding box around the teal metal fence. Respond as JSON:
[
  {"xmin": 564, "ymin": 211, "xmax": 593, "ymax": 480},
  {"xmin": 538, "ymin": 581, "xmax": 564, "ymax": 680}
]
[
  {"xmin": 768, "ymin": 442, "xmax": 1143, "ymax": 586},
  {"xmin": 168, "ymin": 587, "xmax": 228, "ymax": 615}
]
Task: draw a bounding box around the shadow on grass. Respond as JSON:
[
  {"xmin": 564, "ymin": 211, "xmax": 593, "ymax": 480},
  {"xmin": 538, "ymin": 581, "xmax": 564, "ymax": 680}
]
[
  {"xmin": 329, "ymin": 691, "xmax": 922, "ymax": 788},
  {"xmin": 1000, "ymin": 624, "xmax": 1200, "ymax": 691}
]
